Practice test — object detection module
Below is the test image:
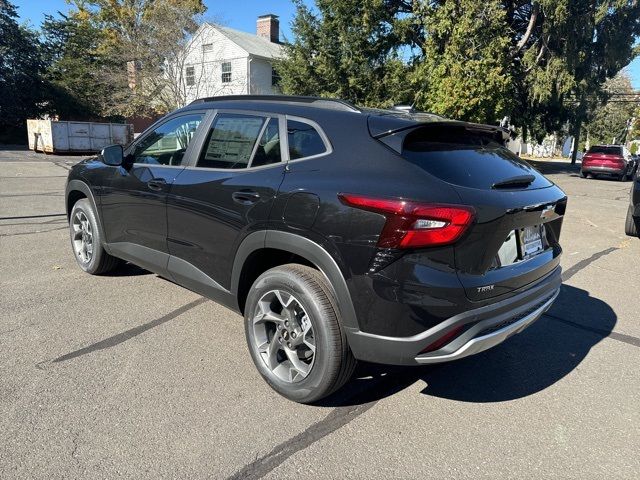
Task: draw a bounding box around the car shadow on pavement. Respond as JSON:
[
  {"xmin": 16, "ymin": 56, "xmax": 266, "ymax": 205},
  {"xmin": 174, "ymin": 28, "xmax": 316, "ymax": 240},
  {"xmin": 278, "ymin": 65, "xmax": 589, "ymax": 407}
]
[
  {"xmin": 320, "ymin": 284, "xmax": 616, "ymax": 407},
  {"xmin": 103, "ymin": 262, "xmax": 153, "ymax": 277}
]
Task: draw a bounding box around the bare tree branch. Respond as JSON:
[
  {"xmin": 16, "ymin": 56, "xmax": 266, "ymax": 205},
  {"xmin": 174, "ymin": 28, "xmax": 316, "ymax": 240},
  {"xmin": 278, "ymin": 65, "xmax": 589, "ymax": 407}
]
[{"xmin": 512, "ymin": 1, "xmax": 539, "ymax": 57}]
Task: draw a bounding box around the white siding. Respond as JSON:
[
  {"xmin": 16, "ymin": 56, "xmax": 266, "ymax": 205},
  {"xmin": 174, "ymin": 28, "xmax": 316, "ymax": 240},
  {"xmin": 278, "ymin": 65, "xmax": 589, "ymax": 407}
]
[
  {"xmin": 182, "ymin": 24, "xmax": 280, "ymax": 103},
  {"xmin": 183, "ymin": 25, "xmax": 249, "ymax": 103},
  {"xmin": 249, "ymin": 58, "xmax": 279, "ymax": 95}
]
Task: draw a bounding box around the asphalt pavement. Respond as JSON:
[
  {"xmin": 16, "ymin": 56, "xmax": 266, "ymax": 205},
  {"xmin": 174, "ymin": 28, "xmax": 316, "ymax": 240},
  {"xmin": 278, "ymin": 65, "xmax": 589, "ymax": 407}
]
[{"xmin": 1, "ymin": 147, "xmax": 639, "ymax": 479}]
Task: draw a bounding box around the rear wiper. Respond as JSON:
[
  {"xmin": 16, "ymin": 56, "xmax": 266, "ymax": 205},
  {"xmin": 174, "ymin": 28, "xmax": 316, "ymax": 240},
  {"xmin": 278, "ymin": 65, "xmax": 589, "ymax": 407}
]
[{"xmin": 492, "ymin": 174, "xmax": 536, "ymax": 189}]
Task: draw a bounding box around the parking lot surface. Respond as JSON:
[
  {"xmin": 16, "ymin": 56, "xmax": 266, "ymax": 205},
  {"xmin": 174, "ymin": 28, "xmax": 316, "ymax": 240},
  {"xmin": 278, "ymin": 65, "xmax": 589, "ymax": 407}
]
[{"xmin": 1, "ymin": 148, "xmax": 639, "ymax": 479}]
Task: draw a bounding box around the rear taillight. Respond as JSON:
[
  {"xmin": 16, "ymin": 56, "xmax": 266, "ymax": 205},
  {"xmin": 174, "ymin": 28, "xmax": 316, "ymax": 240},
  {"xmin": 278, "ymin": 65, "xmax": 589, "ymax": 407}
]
[{"xmin": 338, "ymin": 193, "xmax": 475, "ymax": 248}]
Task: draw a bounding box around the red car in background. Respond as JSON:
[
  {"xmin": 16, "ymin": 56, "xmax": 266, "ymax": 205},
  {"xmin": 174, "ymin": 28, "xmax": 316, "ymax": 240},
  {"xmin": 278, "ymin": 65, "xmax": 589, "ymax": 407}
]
[{"xmin": 581, "ymin": 145, "xmax": 636, "ymax": 181}]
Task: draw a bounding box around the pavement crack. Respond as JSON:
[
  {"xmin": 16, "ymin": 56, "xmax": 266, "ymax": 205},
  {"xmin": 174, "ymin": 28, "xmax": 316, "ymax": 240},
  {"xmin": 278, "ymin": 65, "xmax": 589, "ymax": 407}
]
[
  {"xmin": 0, "ymin": 226, "xmax": 68, "ymax": 237},
  {"xmin": 70, "ymin": 430, "xmax": 81, "ymax": 469},
  {"xmin": 50, "ymin": 297, "xmax": 208, "ymax": 363},
  {"xmin": 0, "ymin": 213, "xmax": 66, "ymax": 221},
  {"xmin": 544, "ymin": 312, "xmax": 640, "ymax": 348},
  {"xmin": 561, "ymin": 247, "xmax": 617, "ymax": 282},
  {"xmin": 227, "ymin": 403, "xmax": 377, "ymax": 480},
  {"xmin": 226, "ymin": 369, "xmax": 421, "ymax": 480}
]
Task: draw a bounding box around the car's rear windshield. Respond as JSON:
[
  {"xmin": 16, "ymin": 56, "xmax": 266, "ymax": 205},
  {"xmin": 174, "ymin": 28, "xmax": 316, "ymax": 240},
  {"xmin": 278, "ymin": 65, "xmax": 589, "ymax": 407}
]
[
  {"xmin": 401, "ymin": 127, "xmax": 552, "ymax": 190},
  {"xmin": 588, "ymin": 146, "xmax": 622, "ymax": 155}
]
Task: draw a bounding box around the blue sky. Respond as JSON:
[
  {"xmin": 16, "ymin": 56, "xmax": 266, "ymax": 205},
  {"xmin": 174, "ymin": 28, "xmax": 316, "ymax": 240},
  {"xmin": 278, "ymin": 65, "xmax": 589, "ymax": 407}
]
[{"xmin": 12, "ymin": 0, "xmax": 640, "ymax": 89}]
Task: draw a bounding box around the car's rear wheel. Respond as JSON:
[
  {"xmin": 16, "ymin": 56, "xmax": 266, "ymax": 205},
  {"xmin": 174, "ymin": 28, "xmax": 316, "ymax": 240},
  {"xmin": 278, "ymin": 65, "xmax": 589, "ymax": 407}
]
[
  {"xmin": 580, "ymin": 171, "xmax": 588, "ymax": 178},
  {"xmin": 69, "ymin": 199, "xmax": 121, "ymax": 274},
  {"xmin": 244, "ymin": 264, "xmax": 356, "ymax": 403},
  {"xmin": 625, "ymin": 205, "xmax": 639, "ymax": 237}
]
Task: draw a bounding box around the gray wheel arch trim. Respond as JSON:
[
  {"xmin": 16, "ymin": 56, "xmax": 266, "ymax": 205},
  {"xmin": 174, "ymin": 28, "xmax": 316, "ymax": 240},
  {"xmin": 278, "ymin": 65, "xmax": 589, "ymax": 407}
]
[
  {"xmin": 231, "ymin": 230, "xmax": 359, "ymax": 330},
  {"xmin": 65, "ymin": 179, "xmax": 111, "ymax": 254}
]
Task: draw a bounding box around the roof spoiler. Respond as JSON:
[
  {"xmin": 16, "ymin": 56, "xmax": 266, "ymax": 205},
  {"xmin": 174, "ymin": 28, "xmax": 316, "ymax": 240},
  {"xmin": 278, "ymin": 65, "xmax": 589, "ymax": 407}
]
[{"xmin": 368, "ymin": 115, "xmax": 510, "ymax": 153}]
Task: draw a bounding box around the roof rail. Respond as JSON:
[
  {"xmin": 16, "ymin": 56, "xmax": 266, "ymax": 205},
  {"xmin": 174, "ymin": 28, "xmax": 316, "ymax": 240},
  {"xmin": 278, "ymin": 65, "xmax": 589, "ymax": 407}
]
[{"xmin": 189, "ymin": 95, "xmax": 360, "ymax": 112}]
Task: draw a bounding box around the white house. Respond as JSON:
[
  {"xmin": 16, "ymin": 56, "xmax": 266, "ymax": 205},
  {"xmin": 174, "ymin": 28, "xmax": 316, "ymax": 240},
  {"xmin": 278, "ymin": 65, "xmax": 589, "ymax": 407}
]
[{"xmin": 182, "ymin": 14, "xmax": 284, "ymax": 104}]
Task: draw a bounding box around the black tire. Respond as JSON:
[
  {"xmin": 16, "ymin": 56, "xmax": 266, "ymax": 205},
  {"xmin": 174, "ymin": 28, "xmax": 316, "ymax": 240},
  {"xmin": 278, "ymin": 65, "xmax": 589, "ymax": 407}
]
[
  {"xmin": 625, "ymin": 205, "xmax": 639, "ymax": 237},
  {"xmin": 244, "ymin": 264, "xmax": 356, "ymax": 403},
  {"xmin": 69, "ymin": 198, "xmax": 121, "ymax": 274},
  {"xmin": 626, "ymin": 166, "xmax": 634, "ymax": 181},
  {"xmin": 580, "ymin": 171, "xmax": 588, "ymax": 178}
]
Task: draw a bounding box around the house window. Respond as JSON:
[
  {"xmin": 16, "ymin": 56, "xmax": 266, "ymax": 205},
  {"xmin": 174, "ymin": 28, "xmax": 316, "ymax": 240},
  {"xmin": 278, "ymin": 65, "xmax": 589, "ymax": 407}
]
[
  {"xmin": 221, "ymin": 62, "xmax": 232, "ymax": 83},
  {"xmin": 186, "ymin": 66, "xmax": 195, "ymax": 87},
  {"xmin": 271, "ymin": 66, "xmax": 280, "ymax": 87},
  {"xmin": 202, "ymin": 43, "xmax": 213, "ymax": 53}
]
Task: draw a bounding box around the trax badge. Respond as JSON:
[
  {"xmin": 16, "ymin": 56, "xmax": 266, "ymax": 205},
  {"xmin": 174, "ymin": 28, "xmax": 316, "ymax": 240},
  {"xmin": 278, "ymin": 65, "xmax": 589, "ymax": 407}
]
[{"xmin": 477, "ymin": 285, "xmax": 495, "ymax": 293}]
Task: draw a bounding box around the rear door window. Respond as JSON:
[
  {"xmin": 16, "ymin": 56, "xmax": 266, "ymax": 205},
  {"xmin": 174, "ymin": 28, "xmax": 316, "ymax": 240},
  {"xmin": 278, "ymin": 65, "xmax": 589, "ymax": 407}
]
[{"xmin": 287, "ymin": 120, "xmax": 327, "ymax": 160}]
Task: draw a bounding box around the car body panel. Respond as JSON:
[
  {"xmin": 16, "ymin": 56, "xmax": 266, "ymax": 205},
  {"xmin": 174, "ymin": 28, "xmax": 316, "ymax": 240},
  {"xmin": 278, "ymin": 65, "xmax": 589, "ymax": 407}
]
[{"xmin": 65, "ymin": 96, "xmax": 566, "ymax": 367}]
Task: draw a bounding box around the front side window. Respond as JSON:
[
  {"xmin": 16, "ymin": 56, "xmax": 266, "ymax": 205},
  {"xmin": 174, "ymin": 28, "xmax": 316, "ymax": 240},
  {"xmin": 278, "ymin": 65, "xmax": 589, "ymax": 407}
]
[
  {"xmin": 186, "ymin": 66, "xmax": 195, "ymax": 86},
  {"xmin": 197, "ymin": 113, "xmax": 276, "ymax": 169},
  {"xmin": 287, "ymin": 120, "xmax": 327, "ymax": 160},
  {"xmin": 132, "ymin": 114, "xmax": 203, "ymax": 166},
  {"xmin": 221, "ymin": 62, "xmax": 232, "ymax": 83},
  {"xmin": 202, "ymin": 43, "xmax": 213, "ymax": 53}
]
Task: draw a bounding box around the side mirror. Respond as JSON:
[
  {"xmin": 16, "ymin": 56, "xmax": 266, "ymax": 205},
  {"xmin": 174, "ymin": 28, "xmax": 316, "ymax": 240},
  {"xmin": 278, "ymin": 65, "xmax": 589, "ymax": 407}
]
[{"xmin": 100, "ymin": 144, "xmax": 124, "ymax": 166}]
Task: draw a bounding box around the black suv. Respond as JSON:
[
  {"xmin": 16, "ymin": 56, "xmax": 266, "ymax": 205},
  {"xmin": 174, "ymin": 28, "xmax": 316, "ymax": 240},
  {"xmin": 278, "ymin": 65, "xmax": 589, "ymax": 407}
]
[
  {"xmin": 66, "ymin": 95, "xmax": 567, "ymax": 403},
  {"xmin": 625, "ymin": 164, "xmax": 640, "ymax": 237}
]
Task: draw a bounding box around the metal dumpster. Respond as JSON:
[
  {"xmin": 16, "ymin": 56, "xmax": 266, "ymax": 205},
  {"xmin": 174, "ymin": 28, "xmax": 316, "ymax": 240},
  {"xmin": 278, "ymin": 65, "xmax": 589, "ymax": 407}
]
[{"xmin": 27, "ymin": 120, "xmax": 133, "ymax": 153}]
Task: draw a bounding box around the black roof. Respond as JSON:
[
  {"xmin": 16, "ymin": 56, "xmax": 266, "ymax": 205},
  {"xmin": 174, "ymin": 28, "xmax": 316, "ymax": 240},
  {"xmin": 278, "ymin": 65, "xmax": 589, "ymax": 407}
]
[
  {"xmin": 183, "ymin": 95, "xmax": 509, "ymax": 141},
  {"xmin": 189, "ymin": 95, "xmax": 360, "ymax": 112}
]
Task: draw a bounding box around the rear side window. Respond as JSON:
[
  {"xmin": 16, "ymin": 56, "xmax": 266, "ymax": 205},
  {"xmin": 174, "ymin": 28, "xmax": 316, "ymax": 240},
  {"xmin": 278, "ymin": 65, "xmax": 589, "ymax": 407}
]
[
  {"xmin": 588, "ymin": 146, "xmax": 622, "ymax": 155},
  {"xmin": 287, "ymin": 120, "xmax": 327, "ymax": 160},
  {"xmin": 401, "ymin": 126, "xmax": 552, "ymax": 190}
]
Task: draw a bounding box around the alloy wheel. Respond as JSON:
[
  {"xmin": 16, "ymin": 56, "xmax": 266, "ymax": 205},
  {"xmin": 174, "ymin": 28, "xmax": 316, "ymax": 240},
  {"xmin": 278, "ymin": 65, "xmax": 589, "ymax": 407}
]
[
  {"xmin": 71, "ymin": 211, "xmax": 93, "ymax": 264},
  {"xmin": 251, "ymin": 290, "xmax": 316, "ymax": 383}
]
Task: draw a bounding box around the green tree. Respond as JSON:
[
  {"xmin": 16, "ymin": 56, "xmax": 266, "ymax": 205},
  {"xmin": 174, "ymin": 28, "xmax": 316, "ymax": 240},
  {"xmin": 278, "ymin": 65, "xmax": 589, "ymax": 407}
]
[
  {"xmin": 276, "ymin": 0, "xmax": 413, "ymax": 107},
  {"xmin": 630, "ymin": 108, "xmax": 640, "ymax": 140},
  {"xmin": 280, "ymin": 0, "xmax": 640, "ymax": 149},
  {"xmin": 0, "ymin": 0, "xmax": 47, "ymax": 143},
  {"xmin": 41, "ymin": 8, "xmax": 112, "ymax": 120},
  {"xmin": 412, "ymin": 0, "xmax": 514, "ymax": 123},
  {"xmin": 583, "ymin": 73, "xmax": 637, "ymax": 146}
]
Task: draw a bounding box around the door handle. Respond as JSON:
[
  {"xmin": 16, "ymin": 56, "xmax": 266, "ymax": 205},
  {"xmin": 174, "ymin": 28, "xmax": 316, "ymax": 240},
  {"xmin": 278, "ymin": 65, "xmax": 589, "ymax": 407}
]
[
  {"xmin": 147, "ymin": 178, "xmax": 167, "ymax": 191},
  {"xmin": 232, "ymin": 190, "xmax": 261, "ymax": 205}
]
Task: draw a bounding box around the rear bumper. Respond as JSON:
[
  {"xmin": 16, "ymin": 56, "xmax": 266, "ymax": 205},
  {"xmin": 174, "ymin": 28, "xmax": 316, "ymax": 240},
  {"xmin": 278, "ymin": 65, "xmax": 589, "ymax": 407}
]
[
  {"xmin": 345, "ymin": 266, "xmax": 561, "ymax": 365},
  {"xmin": 414, "ymin": 289, "xmax": 557, "ymax": 364},
  {"xmin": 581, "ymin": 165, "xmax": 625, "ymax": 175}
]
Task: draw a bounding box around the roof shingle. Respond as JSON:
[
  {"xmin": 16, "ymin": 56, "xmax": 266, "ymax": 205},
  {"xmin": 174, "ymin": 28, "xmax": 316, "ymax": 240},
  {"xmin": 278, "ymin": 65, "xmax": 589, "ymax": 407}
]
[{"xmin": 211, "ymin": 24, "xmax": 284, "ymax": 59}]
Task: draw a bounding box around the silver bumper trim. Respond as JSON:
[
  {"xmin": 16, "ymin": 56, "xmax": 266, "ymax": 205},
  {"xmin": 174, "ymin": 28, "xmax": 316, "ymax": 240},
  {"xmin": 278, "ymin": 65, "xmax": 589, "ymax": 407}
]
[{"xmin": 414, "ymin": 289, "xmax": 559, "ymax": 364}]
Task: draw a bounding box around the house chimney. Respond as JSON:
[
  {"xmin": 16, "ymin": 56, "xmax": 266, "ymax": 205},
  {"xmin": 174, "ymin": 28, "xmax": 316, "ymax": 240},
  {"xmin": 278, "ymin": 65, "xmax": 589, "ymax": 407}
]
[{"xmin": 257, "ymin": 14, "xmax": 279, "ymax": 43}]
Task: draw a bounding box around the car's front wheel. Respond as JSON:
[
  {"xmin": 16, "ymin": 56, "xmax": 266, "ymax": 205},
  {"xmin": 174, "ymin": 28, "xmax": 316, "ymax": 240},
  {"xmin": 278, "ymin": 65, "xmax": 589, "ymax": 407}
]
[
  {"xmin": 244, "ymin": 264, "xmax": 356, "ymax": 403},
  {"xmin": 69, "ymin": 199, "xmax": 121, "ymax": 274}
]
